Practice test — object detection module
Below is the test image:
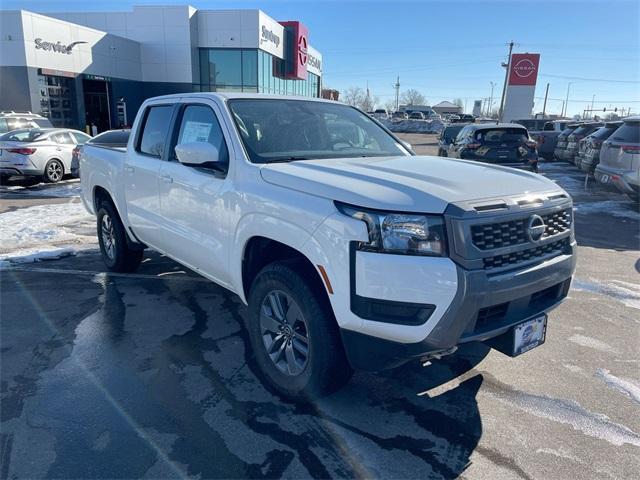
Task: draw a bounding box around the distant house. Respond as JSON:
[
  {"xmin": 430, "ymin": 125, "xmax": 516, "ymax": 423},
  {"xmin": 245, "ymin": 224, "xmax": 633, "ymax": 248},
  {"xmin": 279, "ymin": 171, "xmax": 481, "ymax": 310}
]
[{"xmin": 433, "ymin": 101, "xmax": 463, "ymax": 115}]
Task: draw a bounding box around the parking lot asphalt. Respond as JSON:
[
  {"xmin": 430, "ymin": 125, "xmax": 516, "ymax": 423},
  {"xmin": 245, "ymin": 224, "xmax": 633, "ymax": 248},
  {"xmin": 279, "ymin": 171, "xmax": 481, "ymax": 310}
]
[{"xmin": 1, "ymin": 134, "xmax": 639, "ymax": 479}]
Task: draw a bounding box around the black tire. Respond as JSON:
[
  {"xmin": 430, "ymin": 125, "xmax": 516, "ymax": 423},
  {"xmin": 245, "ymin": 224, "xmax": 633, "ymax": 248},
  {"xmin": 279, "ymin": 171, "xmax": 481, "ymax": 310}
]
[
  {"xmin": 247, "ymin": 262, "xmax": 353, "ymax": 401},
  {"xmin": 44, "ymin": 159, "xmax": 64, "ymax": 183},
  {"xmin": 97, "ymin": 202, "xmax": 144, "ymax": 273}
]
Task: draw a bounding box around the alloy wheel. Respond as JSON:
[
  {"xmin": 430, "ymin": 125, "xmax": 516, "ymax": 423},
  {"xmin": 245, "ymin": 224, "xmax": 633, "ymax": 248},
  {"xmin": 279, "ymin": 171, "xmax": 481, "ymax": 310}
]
[
  {"xmin": 47, "ymin": 162, "xmax": 62, "ymax": 182},
  {"xmin": 101, "ymin": 214, "xmax": 116, "ymax": 260},
  {"xmin": 260, "ymin": 290, "xmax": 310, "ymax": 376}
]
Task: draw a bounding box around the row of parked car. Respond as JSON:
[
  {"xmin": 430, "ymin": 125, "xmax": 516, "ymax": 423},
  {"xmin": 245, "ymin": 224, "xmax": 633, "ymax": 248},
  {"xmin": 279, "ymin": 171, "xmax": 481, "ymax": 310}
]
[
  {"xmin": 530, "ymin": 117, "xmax": 639, "ymax": 202},
  {"xmin": 0, "ymin": 111, "xmax": 130, "ymax": 184}
]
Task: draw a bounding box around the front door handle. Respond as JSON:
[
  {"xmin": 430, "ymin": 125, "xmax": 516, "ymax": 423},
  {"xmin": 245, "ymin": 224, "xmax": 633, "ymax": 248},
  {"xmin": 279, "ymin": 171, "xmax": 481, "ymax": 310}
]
[
  {"xmin": 124, "ymin": 166, "xmax": 135, "ymax": 173},
  {"xmin": 160, "ymin": 174, "xmax": 173, "ymax": 184}
]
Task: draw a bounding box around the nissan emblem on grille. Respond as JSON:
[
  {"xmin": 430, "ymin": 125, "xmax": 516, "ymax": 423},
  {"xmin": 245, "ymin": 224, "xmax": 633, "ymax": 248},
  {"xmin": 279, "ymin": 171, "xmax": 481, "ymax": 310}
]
[{"xmin": 527, "ymin": 215, "xmax": 546, "ymax": 242}]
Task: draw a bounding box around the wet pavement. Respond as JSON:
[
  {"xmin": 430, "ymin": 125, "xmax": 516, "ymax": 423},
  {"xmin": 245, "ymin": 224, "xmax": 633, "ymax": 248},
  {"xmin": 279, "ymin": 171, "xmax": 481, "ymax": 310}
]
[{"xmin": 1, "ymin": 138, "xmax": 640, "ymax": 478}]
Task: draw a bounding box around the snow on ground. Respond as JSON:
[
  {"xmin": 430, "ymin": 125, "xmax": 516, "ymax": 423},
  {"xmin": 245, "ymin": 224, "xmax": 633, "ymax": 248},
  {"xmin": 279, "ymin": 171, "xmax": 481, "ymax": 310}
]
[
  {"xmin": 0, "ymin": 179, "xmax": 81, "ymax": 198},
  {"xmin": 0, "ymin": 202, "xmax": 96, "ymax": 266},
  {"xmin": 596, "ymin": 369, "xmax": 640, "ymax": 405},
  {"xmin": 0, "ymin": 247, "xmax": 77, "ymax": 269},
  {"xmin": 573, "ymin": 200, "xmax": 640, "ymax": 220},
  {"xmin": 380, "ymin": 118, "xmax": 446, "ymax": 134},
  {"xmin": 571, "ymin": 278, "xmax": 640, "ymax": 311}
]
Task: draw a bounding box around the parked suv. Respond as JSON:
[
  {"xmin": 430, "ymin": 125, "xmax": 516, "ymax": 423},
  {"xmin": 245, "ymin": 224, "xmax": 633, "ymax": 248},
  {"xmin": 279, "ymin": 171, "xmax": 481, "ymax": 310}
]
[
  {"xmin": 565, "ymin": 123, "xmax": 603, "ymax": 164},
  {"xmin": 554, "ymin": 123, "xmax": 581, "ymax": 160},
  {"xmin": 577, "ymin": 122, "xmax": 622, "ymax": 174},
  {"xmin": 595, "ymin": 116, "xmax": 640, "ymax": 201},
  {"xmin": 437, "ymin": 124, "xmax": 466, "ymax": 156},
  {"xmin": 448, "ymin": 123, "xmax": 539, "ymax": 171},
  {"xmin": 0, "ymin": 128, "xmax": 92, "ymax": 182},
  {"xmin": 0, "ymin": 111, "xmax": 53, "ymax": 134}
]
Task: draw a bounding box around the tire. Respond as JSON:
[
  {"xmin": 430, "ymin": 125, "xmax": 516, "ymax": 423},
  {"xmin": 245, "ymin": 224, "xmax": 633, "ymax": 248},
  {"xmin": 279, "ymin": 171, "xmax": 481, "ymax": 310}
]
[
  {"xmin": 44, "ymin": 159, "xmax": 64, "ymax": 183},
  {"xmin": 97, "ymin": 202, "xmax": 144, "ymax": 273},
  {"xmin": 247, "ymin": 262, "xmax": 353, "ymax": 401}
]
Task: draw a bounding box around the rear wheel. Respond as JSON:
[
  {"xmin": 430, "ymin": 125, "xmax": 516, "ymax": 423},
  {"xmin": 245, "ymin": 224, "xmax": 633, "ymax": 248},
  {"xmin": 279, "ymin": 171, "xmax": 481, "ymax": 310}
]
[
  {"xmin": 97, "ymin": 202, "xmax": 143, "ymax": 273},
  {"xmin": 44, "ymin": 159, "xmax": 64, "ymax": 183},
  {"xmin": 247, "ymin": 262, "xmax": 353, "ymax": 401}
]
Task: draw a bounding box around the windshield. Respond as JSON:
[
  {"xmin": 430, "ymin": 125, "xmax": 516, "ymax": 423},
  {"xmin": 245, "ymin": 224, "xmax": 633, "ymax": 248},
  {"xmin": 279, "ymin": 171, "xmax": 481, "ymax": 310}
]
[
  {"xmin": 0, "ymin": 129, "xmax": 47, "ymax": 142},
  {"xmin": 442, "ymin": 126, "xmax": 464, "ymax": 142},
  {"xmin": 228, "ymin": 99, "xmax": 409, "ymax": 163}
]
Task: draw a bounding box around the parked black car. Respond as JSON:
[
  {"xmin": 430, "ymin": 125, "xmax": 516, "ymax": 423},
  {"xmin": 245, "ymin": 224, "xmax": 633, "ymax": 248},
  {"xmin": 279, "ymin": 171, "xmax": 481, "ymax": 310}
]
[
  {"xmin": 71, "ymin": 129, "xmax": 131, "ymax": 177},
  {"xmin": 565, "ymin": 123, "xmax": 603, "ymax": 164},
  {"xmin": 578, "ymin": 121, "xmax": 623, "ymax": 174},
  {"xmin": 554, "ymin": 123, "xmax": 582, "ymax": 160},
  {"xmin": 448, "ymin": 123, "xmax": 539, "ymax": 171},
  {"xmin": 514, "ymin": 118, "xmax": 553, "ymax": 131},
  {"xmin": 437, "ymin": 124, "xmax": 467, "ymax": 156}
]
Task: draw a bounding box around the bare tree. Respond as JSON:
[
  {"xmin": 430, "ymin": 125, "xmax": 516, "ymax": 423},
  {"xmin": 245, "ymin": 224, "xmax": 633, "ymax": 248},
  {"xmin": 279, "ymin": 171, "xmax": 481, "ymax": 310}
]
[
  {"xmin": 342, "ymin": 86, "xmax": 378, "ymax": 111},
  {"xmin": 400, "ymin": 89, "xmax": 426, "ymax": 106},
  {"xmin": 342, "ymin": 87, "xmax": 365, "ymax": 108},
  {"xmin": 384, "ymin": 99, "xmax": 398, "ymax": 113}
]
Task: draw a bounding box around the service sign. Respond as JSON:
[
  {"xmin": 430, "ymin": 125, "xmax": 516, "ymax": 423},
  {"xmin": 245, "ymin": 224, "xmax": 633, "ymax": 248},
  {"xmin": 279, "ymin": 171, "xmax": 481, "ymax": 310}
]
[{"xmin": 508, "ymin": 53, "xmax": 540, "ymax": 86}]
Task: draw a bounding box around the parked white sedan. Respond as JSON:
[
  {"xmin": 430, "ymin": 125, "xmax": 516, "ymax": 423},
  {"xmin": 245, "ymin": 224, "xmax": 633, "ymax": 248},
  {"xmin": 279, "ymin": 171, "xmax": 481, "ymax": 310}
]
[{"xmin": 0, "ymin": 128, "xmax": 92, "ymax": 183}]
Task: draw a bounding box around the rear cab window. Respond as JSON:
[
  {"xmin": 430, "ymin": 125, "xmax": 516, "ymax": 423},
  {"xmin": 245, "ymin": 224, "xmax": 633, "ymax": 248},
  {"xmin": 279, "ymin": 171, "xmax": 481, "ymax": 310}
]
[
  {"xmin": 475, "ymin": 128, "xmax": 528, "ymax": 143},
  {"xmin": 137, "ymin": 105, "xmax": 175, "ymax": 158},
  {"xmin": 611, "ymin": 122, "xmax": 640, "ymax": 143}
]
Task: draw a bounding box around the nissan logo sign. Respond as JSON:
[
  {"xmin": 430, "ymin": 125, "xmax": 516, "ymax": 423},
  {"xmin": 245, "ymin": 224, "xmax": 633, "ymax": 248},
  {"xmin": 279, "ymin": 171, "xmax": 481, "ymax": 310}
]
[
  {"xmin": 35, "ymin": 38, "xmax": 87, "ymax": 55},
  {"xmin": 527, "ymin": 215, "xmax": 546, "ymax": 242},
  {"xmin": 513, "ymin": 58, "xmax": 536, "ymax": 78}
]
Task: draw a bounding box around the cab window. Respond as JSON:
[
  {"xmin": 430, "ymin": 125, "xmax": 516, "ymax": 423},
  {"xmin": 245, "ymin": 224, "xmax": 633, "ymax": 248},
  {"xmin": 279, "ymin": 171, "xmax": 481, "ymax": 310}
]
[{"xmin": 174, "ymin": 105, "xmax": 229, "ymax": 168}]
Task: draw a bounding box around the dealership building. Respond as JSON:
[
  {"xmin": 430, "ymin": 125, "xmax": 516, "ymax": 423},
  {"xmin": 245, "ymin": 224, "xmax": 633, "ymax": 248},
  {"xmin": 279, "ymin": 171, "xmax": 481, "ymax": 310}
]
[{"xmin": 0, "ymin": 5, "xmax": 323, "ymax": 131}]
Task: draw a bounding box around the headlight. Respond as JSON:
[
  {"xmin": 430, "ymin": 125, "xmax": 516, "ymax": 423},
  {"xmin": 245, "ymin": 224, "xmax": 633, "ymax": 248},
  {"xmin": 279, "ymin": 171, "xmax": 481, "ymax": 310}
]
[{"xmin": 336, "ymin": 202, "xmax": 446, "ymax": 256}]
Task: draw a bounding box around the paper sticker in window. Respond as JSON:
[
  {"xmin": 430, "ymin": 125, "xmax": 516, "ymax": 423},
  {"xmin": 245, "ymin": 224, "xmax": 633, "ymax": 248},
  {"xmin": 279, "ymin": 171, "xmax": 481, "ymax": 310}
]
[{"xmin": 181, "ymin": 121, "xmax": 212, "ymax": 143}]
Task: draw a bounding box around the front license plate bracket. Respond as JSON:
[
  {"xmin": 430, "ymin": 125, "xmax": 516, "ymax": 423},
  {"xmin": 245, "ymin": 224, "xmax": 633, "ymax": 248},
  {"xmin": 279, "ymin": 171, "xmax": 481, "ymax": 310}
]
[{"xmin": 485, "ymin": 314, "xmax": 547, "ymax": 357}]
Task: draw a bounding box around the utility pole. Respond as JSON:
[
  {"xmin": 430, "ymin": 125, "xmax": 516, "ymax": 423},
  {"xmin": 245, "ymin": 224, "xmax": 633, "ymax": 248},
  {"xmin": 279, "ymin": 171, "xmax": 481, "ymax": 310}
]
[
  {"xmin": 542, "ymin": 82, "xmax": 549, "ymax": 117},
  {"xmin": 394, "ymin": 76, "xmax": 400, "ymax": 112},
  {"xmin": 590, "ymin": 94, "xmax": 595, "ymax": 119},
  {"xmin": 498, "ymin": 41, "xmax": 514, "ymax": 121},
  {"xmin": 562, "ymin": 82, "xmax": 574, "ymax": 117}
]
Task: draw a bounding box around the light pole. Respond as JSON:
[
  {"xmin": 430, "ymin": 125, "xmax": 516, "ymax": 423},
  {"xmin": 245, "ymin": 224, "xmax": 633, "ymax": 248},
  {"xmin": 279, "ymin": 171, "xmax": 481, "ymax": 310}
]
[
  {"xmin": 488, "ymin": 81, "xmax": 495, "ymax": 117},
  {"xmin": 590, "ymin": 94, "xmax": 595, "ymax": 119},
  {"xmin": 563, "ymin": 82, "xmax": 574, "ymax": 118}
]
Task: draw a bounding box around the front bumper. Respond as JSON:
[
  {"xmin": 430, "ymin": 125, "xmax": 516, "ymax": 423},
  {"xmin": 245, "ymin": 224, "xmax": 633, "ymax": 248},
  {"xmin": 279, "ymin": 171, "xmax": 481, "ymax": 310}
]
[
  {"xmin": 579, "ymin": 151, "xmax": 600, "ymax": 173},
  {"xmin": 341, "ymin": 245, "xmax": 576, "ymax": 371}
]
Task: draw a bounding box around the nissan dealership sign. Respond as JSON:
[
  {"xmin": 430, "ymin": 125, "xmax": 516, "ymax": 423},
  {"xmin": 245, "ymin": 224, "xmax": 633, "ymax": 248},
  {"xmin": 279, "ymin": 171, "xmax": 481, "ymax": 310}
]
[
  {"xmin": 34, "ymin": 38, "xmax": 86, "ymax": 55},
  {"xmin": 508, "ymin": 53, "xmax": 540, "ymax": 86}
]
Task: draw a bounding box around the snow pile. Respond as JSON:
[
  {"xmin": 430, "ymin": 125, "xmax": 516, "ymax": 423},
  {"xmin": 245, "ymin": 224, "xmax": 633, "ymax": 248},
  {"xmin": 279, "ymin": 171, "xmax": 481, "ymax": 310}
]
[
  {"xmin": 596, "ymin": 369, "xmax": 640, "ymax": 405},
  {"xmin": 0, "ymin": 202, "xmax": 97, "ymax": 265},
  {"xmin": 0, "ymin": 180, "xmax": 81, "ymax": 198},
  {"xmin": 380, "ymin": 118, "xmax": 446, "ymax": 134},
  {"xmin": 0, "ymin": 247, "xmax": 77, "ymax": 269}
]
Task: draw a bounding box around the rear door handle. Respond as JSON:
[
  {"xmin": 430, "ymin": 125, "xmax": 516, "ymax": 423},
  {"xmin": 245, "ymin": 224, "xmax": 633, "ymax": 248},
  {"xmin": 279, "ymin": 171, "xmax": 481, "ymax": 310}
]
[
  {"xmin": 124, "ymin": 166, "xmax": 135, "ymax": 173},
  {"xmin": 160, "ymin": 174, "xmax": 173, "ymax": 184}
]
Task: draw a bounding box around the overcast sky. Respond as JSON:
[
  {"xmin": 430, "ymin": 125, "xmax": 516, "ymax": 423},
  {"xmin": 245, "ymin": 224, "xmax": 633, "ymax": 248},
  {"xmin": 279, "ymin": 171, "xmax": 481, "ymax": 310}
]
[{"xmin": 8, "ymin": 0, "xmax": 640, "ymax": 115}]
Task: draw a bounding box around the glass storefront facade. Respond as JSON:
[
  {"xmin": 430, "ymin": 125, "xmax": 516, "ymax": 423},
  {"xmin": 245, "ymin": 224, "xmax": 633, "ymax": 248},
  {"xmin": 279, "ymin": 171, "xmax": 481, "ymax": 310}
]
[
  {"xmin": 197, "ymin": 49, "xmax": 319, "ymax": 97},
  {"xmin": 37, "ymin": 74, "xmax": 76, "ymax": 127}
]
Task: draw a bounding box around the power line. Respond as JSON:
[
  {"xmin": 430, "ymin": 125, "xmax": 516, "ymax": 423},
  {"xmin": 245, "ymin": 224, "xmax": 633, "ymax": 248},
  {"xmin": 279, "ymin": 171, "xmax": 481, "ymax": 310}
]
[
  {"xmin": 534, "ymin": 96, "xmax": 640, "ymax": 104},
  {"xmin": 539, "ymin": 73, "xmax": 640, "ymax": 84}
]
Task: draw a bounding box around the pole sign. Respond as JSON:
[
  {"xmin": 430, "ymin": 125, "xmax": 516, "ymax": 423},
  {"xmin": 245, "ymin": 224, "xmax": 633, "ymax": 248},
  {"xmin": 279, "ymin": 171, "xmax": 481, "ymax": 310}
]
[
  {"xmin": 508, "ymin": 53, "xmax": 540, "ymax": 86},
  {"xmin": 502, "ymin": 53, "xmax": 541, "ymax": 122}
]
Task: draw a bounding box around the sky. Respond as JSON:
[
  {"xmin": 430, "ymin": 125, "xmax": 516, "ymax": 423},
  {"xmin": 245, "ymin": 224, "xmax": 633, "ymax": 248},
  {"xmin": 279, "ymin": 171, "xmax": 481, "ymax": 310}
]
[{"xmin": 6, "ymin": 0, "xmax": 640, "ymax": 116}]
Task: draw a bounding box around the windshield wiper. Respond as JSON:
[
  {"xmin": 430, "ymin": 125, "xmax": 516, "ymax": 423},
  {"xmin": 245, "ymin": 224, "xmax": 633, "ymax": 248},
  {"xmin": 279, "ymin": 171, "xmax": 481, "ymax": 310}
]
[{"xmin": 266, "ymin": 156, "xmax": 312, "ymax": 163}]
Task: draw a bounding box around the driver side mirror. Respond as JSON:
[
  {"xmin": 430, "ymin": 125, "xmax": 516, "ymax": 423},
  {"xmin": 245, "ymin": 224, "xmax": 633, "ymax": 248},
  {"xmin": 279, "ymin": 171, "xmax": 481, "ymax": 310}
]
[{"xmin": 175, "ymin": 142, "xmax": 225, "ymax": 171}]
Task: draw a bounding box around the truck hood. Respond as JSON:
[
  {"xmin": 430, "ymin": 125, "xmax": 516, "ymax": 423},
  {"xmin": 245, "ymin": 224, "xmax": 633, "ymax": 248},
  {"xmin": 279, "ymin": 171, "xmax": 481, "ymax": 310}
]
[{"xmin": 260, "ymin": 155, "xmax": 563, "ymax": 213}]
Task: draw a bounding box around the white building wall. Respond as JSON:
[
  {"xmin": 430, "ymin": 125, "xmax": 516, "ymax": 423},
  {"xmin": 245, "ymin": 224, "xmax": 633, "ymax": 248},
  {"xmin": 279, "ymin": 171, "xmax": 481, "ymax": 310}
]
[{"xmin": 0, "ymin": 10, "xmax": 142, "ymax": 81}]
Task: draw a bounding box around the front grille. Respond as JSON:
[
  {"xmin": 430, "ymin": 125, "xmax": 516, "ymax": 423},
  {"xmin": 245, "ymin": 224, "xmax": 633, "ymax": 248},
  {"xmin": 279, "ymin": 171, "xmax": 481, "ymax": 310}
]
[
  {"xmin": 483, "ymin": 238, "xmax": 571, "ymax": 270},
  {"xmin": 476, "ymin": 303, "xmax": 508, "ymax": 329},
  {"xmin": 471, "ymin": 208, "xmax": 572, "ymax": 250}
]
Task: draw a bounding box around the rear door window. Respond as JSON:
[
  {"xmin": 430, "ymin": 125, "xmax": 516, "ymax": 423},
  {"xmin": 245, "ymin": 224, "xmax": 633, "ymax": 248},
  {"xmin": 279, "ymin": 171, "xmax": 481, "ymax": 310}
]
[
  {"xmin": 138, "ymin": 105, "xmax": 174, "ymax": 157},
  {"xmin": 611, "ymin": 122, "xmax": 640, "ymax": 143},
  {"xmin": 52, "ymin": 132, "xmax": 75, "ymax": 144},
  {"xmin": 71, "ymin": 132, "xmax": 92, "ymax": 144}
]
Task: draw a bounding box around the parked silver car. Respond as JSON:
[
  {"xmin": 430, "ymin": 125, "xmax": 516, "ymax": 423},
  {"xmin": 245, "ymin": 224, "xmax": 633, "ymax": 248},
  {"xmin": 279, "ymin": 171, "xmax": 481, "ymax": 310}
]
[
  {"xmin": 0, "ymin": 128, "xmax": 92, "ymax": 183},
  {"xmin": 594, "ymin": 116, "xmax": 640, "ymax": 202},
  {"xmin": 0, "ymin": 111, "xmax": 53, "ymax": 134}
]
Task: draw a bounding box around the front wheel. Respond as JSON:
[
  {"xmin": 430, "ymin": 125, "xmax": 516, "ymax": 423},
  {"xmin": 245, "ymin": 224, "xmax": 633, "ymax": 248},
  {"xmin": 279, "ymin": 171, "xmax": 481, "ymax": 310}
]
[
  {"xmin": 247, "ymin": 262, "xmax": 353, "ymax": 401},
  {"xmin": 44, "ymin": 159, "xmax": 64, "ymax": 183},
  {"xmin": 97, "ymin": 203, "xmax": 144, "ymax": 273}
]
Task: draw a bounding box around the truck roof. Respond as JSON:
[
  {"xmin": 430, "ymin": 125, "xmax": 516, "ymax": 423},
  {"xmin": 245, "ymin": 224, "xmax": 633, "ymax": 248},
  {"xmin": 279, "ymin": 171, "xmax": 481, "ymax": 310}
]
[{"xmin": 143, "ymin": 92, "xmax": 338, "ymax": 104}]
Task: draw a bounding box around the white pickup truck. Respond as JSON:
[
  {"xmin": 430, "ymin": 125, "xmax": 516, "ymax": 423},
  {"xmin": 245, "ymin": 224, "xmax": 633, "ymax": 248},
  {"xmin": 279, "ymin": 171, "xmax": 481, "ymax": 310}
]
[{"xmin": 80, "ymin": 93, "xmax": 576, "ymax": 400}]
